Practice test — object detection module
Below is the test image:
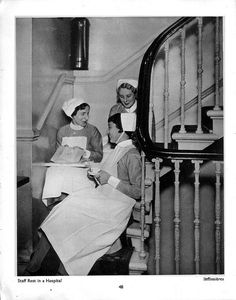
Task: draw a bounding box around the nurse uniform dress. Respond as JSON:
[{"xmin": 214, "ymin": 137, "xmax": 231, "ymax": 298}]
[
  {"xmin": 41, "ymin": 121, "xmax": 103, "ymax": 204},
  {"xmin": 109, "ymin": 100, "xmax": 137, "ymax": 117},
  {"xmin": 56, "ymin": 122, "xmax": 103, "ymax": 162},
  {"xmin": 40, "ymin": 139, "xmax": 141, "ymax": 275}
]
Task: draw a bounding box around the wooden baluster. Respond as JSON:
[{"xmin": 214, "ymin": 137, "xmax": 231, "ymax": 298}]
[
  {"xmin": 179, "ymin": 28, "xmax": 186, "ymax": 133},
  {"xmin": 196, "ymin": 17, "xmax": 203, "ymax": 134},
  {"xmin": 192, "ymin": 159, "xmax": 203, "ymax": 274},
  {"xmin": 150, "ymin": 86, "xmax": 156, "ymax": 141},
  {"xmin": 172, "ymin": 159, "xmax": 183, "ymax": 274},
  {"xmin": 214, "ymin": 17, "xmax": 221, "ymax": 111},
  {"xmin": 164, "ymin": 41, "xmax": 169, "ymax": 148},
  {"xmin": 214, "ymin": 161, "xmax": 222, "ymax": 273},
  {"xmin": 151, "ymin": 105, "xmax": 156, "ymax": 142},
  {"xmin": 149, "ymin": 77, "xmax": 156, "ymax": 141},
  {"xmin": 152, "ymin": 157, "xmax": 163, "ymax": 274},
  {"xmin": 139, "ymin": 151, "xmax": 146, "ymax": 259}
]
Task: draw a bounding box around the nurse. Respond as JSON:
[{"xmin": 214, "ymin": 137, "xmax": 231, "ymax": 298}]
[
  {"xmin": 41, "ymin": 98, "xmax": 103, "ymax": 205},
  {"xmin": 57, "ymin": 98, "xmax": 103, "ymax": 162},
  {"xmin": 97, "ymin": 112, "xmax": 141, "ymax": 200},
  {"xmin": 109, "ymin": 78, "xmax": 138, "ymax": 117},
  {"xmin": 24, "ymin": 113, "xmax": 141, "ymax": 276}
]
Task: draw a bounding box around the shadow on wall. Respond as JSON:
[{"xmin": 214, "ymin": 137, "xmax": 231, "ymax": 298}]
[
  {"xmin": 32, "ymin": 125, "xmax": 58, "ymax": 163},
  {"xmin": 32, "ymin": 108, "xmax": 70, "ymax": 163}
]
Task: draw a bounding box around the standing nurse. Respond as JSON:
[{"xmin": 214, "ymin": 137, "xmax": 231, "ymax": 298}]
[{"xmin": 109, "ymin": 79, "xmax": 138, "ymax": 117}]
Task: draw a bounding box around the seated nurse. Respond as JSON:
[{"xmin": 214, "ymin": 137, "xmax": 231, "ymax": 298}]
[
  {"xmin": 57, "ymin": 97, "xmax": 103, "ymax": 162},
  {"xmin": 24, "ymin": 113, "xmax": 141, "ymax": 276},
  {"xmin": 42, "ymin": 98, "xmax": 103, "ymax": 206}
]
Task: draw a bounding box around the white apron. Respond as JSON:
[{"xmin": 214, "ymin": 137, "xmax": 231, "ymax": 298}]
[
  {"xmin": 42, "ymin": 135, "xmax": 89, "ymax": 204},
  {"xmin": 42, "ymin": 167, "xmax": 92, "ymax": 205},
  {"xmin": 40, "ymin": 141, "xmax": 136, "ymax": 275}
]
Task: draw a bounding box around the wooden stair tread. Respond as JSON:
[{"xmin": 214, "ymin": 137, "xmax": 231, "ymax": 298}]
[
  {"xmin": 133, "ymin": 202, "xmax": 151, "ymax": 210},
  {"xmin": 129, "ymin": 250, "xmax": 149, "ymax": 272},
  {"xmin": 172, "ymin": 132, "xmax": 218, "ymax": 141},
  {"xmin": 127, "ymin": 222, "xmax": 150, "ymax": 238}
]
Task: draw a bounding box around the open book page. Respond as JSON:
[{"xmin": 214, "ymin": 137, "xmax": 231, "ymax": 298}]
[
  {"xmin": 50, "ymin": 146, "xmax": 85, "ymax": 163},
  {"xmin": 61, "ymin": 136, "xmax": 87, "ymax": 148}
]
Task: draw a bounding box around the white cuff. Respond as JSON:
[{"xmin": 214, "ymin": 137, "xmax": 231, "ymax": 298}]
[
  {"xmin": 108, "ymin": 176, "xmax": 120, "ymax": 188},
  {"xmin": 83, "ymin": 150, "xmax": 91, "ymax": 158}
]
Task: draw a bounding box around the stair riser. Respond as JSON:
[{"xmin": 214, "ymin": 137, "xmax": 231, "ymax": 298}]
[
  {"xmin": 177, "ymin": 140, "xmax": 214, "ymax": 150},
  {"xmin": 133, "ymin": 209, "xmax": 153, "ymax": 224},
  {"xmin": 212, "ymin": 119, "xmax": 223, "ymax": 137}
]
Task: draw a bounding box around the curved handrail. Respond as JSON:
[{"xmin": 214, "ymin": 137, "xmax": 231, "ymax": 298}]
[
  {"xmin": 136, "ymin": 17, "xmax": 223, "ymax": 161},
  {"xmin": 35, "ymin": 73, "xmax": 75, "ymax": 133},
  {"xmin": 143, "ymin": 146, "xmax": 223, "ymax": 161}
]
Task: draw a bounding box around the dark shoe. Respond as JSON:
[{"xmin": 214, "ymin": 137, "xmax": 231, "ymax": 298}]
[{"xmin": 88, "ymin": 246, "xmax": 134, "ymax": 275}]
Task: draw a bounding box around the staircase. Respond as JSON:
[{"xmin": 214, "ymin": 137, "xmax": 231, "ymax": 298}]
[{"xmin": 128, "ymin": 17, "xmax": 223, "ymax": 275}]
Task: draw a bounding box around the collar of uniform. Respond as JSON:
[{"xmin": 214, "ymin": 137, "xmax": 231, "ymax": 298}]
[
  {"xmin": 125, "ymin": 100, "xmax": 137, "ymax": 113},
  {"xmin": 116, "ymin": 139, "xmax": 133, "ymax": 148},
  {"xmin": 70, "ymin": 122, "xmax": 84, "ymax": 131}
]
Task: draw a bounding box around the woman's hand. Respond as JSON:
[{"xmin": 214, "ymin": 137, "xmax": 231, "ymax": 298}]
[
  {"xmin": 73, "ymin": 146, "xmax": 85, "ymax": 154},
  {"xmin": 96, "ymin": 170, "xmax": 111, "ymax": 185}
]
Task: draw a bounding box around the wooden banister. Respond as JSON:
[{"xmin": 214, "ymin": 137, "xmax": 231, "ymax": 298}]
[{"xmin": 136, "ymin": 17, "xmax": 223, "ymax": 161}]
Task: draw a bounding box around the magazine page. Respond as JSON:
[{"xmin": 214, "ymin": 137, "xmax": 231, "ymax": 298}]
[{"xmin": 0, "ymin": 0, "xmax": 236, "ymax": 299}]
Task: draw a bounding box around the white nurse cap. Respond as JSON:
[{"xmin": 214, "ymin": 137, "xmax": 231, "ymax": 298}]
[
  {"xmin": 117, "ymin": 79, "xmax": 138, "ymax": 90},
  {"xmin": 121, "ymin": 113, "xmax": 137, "ymax": 132},
  {"xmin": 62, "ymin": 98, "xmax": 86, "ymax": 118}
]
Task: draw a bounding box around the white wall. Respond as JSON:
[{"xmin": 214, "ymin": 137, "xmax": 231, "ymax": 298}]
[
  {"xmin": 31, "ymin": 18, "xmax": 74, "ymax": 162},
  {"xmin": 32, "ymin": 18, "xmax": 72, "ymax": 125}
]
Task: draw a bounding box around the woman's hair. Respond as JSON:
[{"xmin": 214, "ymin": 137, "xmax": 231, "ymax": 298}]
[
  {"xmin": 108, "ymin": 113, "xmax": 140, "ymax": 151},
  {"xmin": 108, "ymin": 113, "xmax": 123, "ymax": 133},
  {"xmin": 71, "ymin": 103, "xmax": 90, "ymax": 117},
  {"xmin": 108, "ymin": 113, "xmax": 135, "ymax": 140},
  {"xmin": 116, "ymin": 83, "xmax": 137, "ymax": 103}
]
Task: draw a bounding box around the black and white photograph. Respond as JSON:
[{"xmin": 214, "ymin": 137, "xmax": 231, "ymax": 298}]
[{"xmin": 1, "ymin": 0, "xmax": 236, "ymax": 299}]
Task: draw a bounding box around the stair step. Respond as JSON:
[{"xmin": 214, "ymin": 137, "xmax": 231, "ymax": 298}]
[
  {"xmin": 133, "ymin": 201, "xmax": 151, "ymax": 211},
  {"xmin": 172, "ymin": 132, "xmax": 218, "ymax": 150},
  {"xmin": 207, "ymin": 109, "xmax": 223, "ymax": 137},
  {"xmin": 129, "ymin": 250, "xmax": 149, "ymax": 275},
  {"xmin": 127, "ymin": 222, "xmax": 150, "ymax": 238},
  {"xmin": 132, "ymin": 208, "xmax": 153, "ymax": 224}
]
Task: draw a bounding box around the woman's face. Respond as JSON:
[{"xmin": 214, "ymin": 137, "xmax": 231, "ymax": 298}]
[
  {"xmin": 108, "ymin": 121, "xmax": 121, "ymax": 143},
  {"xmin": 118, "ymin": 87, "xmax": 136, "ymax": 109},
  {"xmin": 72, "ymin": 106, "xmax": 90, "ymax": 127}
]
